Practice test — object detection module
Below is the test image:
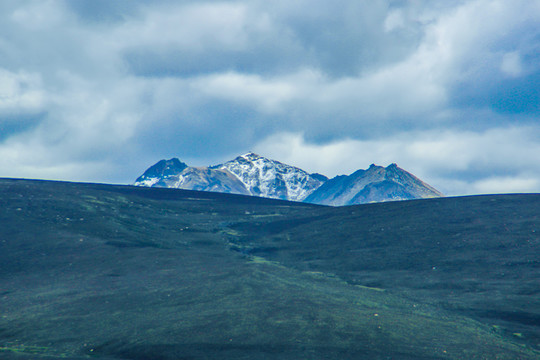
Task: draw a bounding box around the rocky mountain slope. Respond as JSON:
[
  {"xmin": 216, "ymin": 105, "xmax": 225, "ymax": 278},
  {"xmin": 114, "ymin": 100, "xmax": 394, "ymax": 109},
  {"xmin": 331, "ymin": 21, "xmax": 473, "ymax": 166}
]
[
  {"xmin": 134, "ymin": 158, "xmax": 249, "ymax": 195},
  {"xmin": 135, "ymin": 153, "xmax": 327, "ymax": 201},
  {"xmin": 134, "ymin": 158, "xmax": 188, "ymax": 187},
  {"xmin": 217, "ymin": 152, "xmax": 327, "ymax": 201},
  {"xmin": 305, "ymin": 163, "xmax": 444, "ymax": 206},
  {"xmin": 134, "ymin": 153, "xmax": 442, "ymax": 205}
]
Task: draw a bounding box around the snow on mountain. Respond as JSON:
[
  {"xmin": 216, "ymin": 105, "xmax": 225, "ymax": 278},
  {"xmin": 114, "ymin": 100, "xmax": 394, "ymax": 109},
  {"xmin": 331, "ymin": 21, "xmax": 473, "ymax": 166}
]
[
  {"xmin": 134, "ymin": 155, "xmax": 443, "ymax": 205},
  {"xmin": 134, "ymin": 158, "xmax": 249, "ymax": 195},
  {"xmin": 217, "ymin": 152, "xmax": 328, "ymax": 202},
  {"xmin": 134, "ymin": 158, "xmax": 188, "ymax": 187}
]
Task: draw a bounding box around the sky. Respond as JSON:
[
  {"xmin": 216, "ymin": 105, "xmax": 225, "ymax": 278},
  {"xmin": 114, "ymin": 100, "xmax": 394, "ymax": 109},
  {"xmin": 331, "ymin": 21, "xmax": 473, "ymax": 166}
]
[{"xmin": 0, "ymin": 0, "xmax": 539, "ymax": 196}]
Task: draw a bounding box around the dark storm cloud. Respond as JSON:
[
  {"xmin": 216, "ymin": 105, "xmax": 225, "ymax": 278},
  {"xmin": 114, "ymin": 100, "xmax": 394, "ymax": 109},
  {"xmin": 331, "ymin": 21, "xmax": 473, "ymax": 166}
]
[{"xmin": 0, "ymin": 0, "xmax": 539, "ymax": 195}]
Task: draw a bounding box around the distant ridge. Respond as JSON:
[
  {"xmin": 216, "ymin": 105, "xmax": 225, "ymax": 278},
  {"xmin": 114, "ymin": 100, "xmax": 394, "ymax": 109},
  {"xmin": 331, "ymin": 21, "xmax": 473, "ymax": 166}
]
[
  {"xmin": 304, "ymin": 163, "xmax": 443, "ymax": 206},
  {"xmin": 134, "ymin": 153, "xmax": 443, "ymax": 205}
]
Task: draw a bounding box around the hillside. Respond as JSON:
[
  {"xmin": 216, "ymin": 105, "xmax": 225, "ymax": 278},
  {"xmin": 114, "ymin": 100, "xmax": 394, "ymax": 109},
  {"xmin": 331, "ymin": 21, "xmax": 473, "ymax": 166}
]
[{"xmin": 0, "ymin": 178, "xmax": 538, "ymax": 359}]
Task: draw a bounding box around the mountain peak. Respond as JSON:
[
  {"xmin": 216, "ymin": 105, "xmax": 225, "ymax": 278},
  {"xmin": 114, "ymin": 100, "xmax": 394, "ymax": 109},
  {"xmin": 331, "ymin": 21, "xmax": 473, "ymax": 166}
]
[
  {"xmin": 305, "ymin": 162, "xmax": 443, "ymax": 205},
  {"xmin": 135, "ymin": 155, "xmax": 442, "ymax": 205},
  {"xmin": 239, "ymin": 152, "xmax": 262, "ymax": 160},
  {"xmin": 368, "ymin": 163, "xmax": 384, "ymax": 170},
  {"xmin": 220, "ymin": 153, "xmax": 326, "ymax": 202},
  {"xmin": 134, "ymin": 158, "xmax": 188, "ymax": 187}
]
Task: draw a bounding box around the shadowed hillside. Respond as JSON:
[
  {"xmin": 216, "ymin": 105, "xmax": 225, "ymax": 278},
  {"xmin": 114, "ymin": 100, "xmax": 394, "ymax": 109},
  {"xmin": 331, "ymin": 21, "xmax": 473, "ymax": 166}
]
[
  {"xmin": 0, "ymin": 178, "xmax": 538, "ymax": 359},
  {"xmin": 226, "ymin": 193, "xmax": 540, "ymax": 349}
]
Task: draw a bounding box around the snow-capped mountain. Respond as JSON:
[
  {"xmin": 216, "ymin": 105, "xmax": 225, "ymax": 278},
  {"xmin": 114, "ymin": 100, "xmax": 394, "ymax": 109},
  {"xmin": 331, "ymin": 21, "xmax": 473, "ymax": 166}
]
[
  {"xmin": 133, "ymin": 152, "xmax": 326, "ymax": 200},
  {"xmin": 216, "ymin": 152, "xmax": 327, "ymax": 202},
  {"xmin": 134, "ymin": 158, "xmax": 249, "ymax": 195},
  {"xmin": 304, "ymin": 163, "xmax": 443, "ymax": 206},
  {"xmin": 134, "ymin": 154, "xmax": 443, "ymax": 205},
  {"xmin": 134, "ymin": 158, "xmax": 188, "ymax": 187}
]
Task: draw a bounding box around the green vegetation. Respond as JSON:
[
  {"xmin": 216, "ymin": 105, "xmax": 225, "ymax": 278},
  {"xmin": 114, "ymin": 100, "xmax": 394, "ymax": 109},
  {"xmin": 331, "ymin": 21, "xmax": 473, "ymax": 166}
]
[
  {"xmin": 0, "ymin": 178, "xmax": 538, "ymax": 359},
  {"xmin": 0, "ymin": 344, "xmax": 50, "ymax": 354},
  {"xmin": 0, "ymin": 343, "xmax": 74, "ymax": 358}
]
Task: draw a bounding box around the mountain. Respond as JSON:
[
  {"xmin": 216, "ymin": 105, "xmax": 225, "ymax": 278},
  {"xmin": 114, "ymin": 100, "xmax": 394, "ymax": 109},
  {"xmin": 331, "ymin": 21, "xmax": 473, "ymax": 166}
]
[
  {"xmin": 1, "ymin": 178, "xmax": 539, "ymax": 359},
  {"xmin": 305, "ymin": 163, "xmax": 444, "ymax": 206},
  {"xmin": 134, "ymin": 154, "xmax": 442, "ymax": 204},
  {"xmin": 135, "ymin": 152, "xmax": 327, "ymax": 202},
  {"xmin": 217, "ymin": 152, "xmax": 327, "ymax": 201},
  {"xmin": 134, "ymin": 159, "xmax": 250, "ymax": 195},
  {"xmin": 134, "ymin": 158, "xmax": 188, "ymax": 187}
]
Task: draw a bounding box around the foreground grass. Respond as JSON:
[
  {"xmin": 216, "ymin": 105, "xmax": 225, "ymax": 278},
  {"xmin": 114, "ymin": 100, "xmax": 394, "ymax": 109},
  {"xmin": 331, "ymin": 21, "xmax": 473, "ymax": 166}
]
[{"xmin": 0, "ymin": 178, "xmax": 538, "ymax": 359}]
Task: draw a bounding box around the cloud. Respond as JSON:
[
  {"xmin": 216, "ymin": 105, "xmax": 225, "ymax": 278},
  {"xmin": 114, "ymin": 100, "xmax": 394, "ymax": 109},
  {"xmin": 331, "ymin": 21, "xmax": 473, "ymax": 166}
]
[
  {"xmin": 500, "ymin": 52, "xmax": 524, "ymax": 78},
  {"xmin": 0, "ymin": 0, "xmax": 538, "ymax": 194},
  {"xmin": 115, "ymin": 3, "xmax": 255, "ymax": 51},
  {"xmin": 10, "ymin": 0, "xmax": 68, "ymax": 30},
  {"xmin": 472, "ymin": 176, "xmax": 539, "ymax": 195},
  {"xmin": 183, "ymin": 62, "xmax": 447, "ymax": 141},
  {"xmin": 427, "ymin": 0, "xmax": 540, "ymax": 114},
  {"xmin": 253, "ymin": 126, "xmax": 540, "ymax": 196},
  {"xmin": 190, "ymin": 72, "xmax": 299, "ymax": 113},
  {"xmin": 0, "ymin": 68, "xmax": 45, "ymax": 115},
  {"xmin": 0, "ymin": 71, "xmax": 147, "ymax": 182}
]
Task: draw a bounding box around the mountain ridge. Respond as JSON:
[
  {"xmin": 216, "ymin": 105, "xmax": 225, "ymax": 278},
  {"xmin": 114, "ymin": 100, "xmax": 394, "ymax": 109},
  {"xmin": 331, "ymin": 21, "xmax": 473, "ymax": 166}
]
[
  {"xmin": 305, "ymin": 163, "xmax": 443, "ymax": 205},
  {"xmin": 134, "ymin": 153, "xmax": 443, "ymax": 205},
  {"xmin": 217, "ymin": 152, "xmax": 327, "ymax": 201}
]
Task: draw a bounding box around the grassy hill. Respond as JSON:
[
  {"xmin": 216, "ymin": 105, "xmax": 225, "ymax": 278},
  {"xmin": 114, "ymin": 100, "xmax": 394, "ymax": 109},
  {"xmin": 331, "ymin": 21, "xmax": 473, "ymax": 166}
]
[{"xmin": 0, "ymin": 178, "xmax": 538, "ymax": 359}]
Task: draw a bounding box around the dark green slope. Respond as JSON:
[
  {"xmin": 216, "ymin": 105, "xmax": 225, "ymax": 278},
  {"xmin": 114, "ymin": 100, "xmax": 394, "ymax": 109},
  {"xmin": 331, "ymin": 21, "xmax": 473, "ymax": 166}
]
[
  {"xmin": 0, "ymin": 179, "xmax": 538, "ymax": 359},
  {"xmin": 227, "ymin": 193, "xmax": 540, "ymax": 350}
]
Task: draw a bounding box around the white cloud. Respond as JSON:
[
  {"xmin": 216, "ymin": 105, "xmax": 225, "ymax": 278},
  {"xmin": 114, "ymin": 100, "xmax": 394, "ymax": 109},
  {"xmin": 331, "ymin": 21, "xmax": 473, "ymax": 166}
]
[
  {"xmin": 0, "ymin": 0, "xmax": 539, "ymax": 193},
  {"xmin": 0, "ymin": 68, "xmax": 45, "ymax": 114},
  {"xmin": 178, "ymin": 0, "xmax": 539, "ymax": 131},
  {"xmin": 0, "ymin": 69, "xmax": 148, "ymax": 182},
  {"xmin": 0, "ymin": 136, "xmax": 112, "ymax": 182},
  {"xmin": 114, "ymin": 2, "xmax": 272, "ymax": 52},
  {"xmin": 253, "ymin": 126, "xmax": 540, "ymax": 196},
  {"xmin": 384, "ymin": 9, "xmax": 405, "ymax": 32},
  {"xmin": 319, "ymin": 57, "xmax": 447, "ymax": 118},
  {"xmin": 190, "ymin": 72, "xmax": 299, "ymax": 113},
  {"xmin": 500, "ymin": 51, "xmax": 523, "ymax": 77},
  {"xmin": 187, "ymin": 60, "xmax": 446, "ymax": 127},
  {"xmin": 417, "ymin": 0, "xmax": 540, "ymax": 83},
  {"xmin": 10, "ymin": 0, "xmax": 69, "ymax": 30},
  {"xmin": 472, "ymin": 176, "xmax": 539, "ymax": 194}
]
